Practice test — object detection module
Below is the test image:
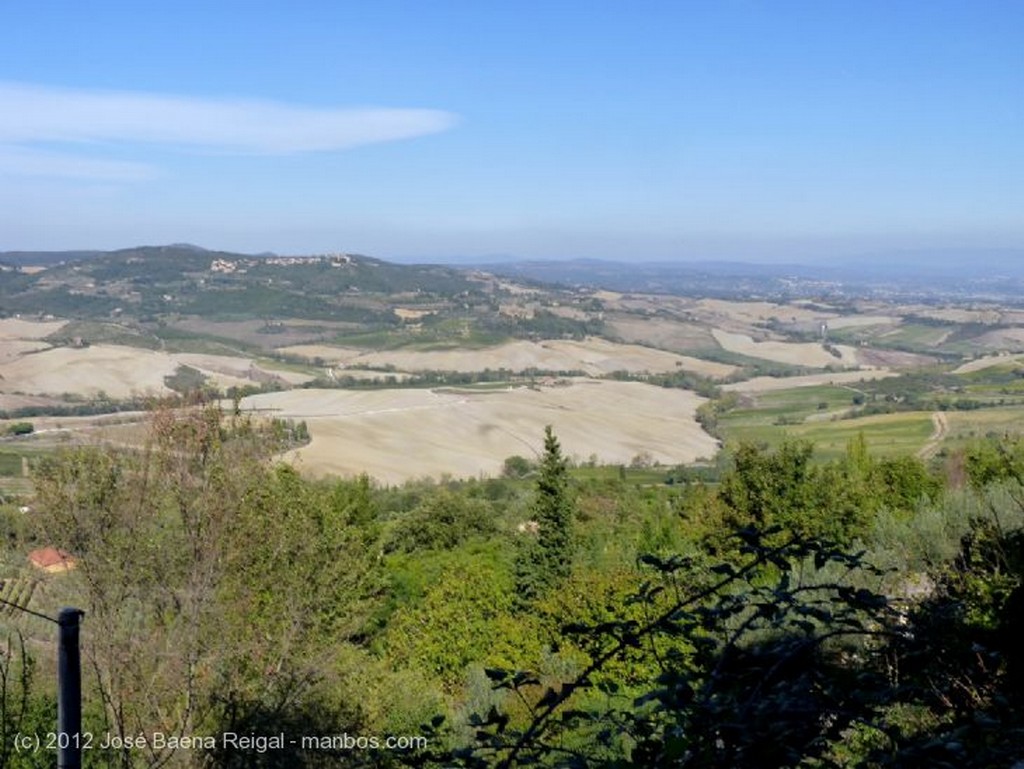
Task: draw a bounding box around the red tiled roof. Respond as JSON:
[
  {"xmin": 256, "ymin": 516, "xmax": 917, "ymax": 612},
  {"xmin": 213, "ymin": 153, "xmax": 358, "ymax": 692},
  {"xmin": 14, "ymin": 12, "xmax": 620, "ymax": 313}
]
[{"xmin": 28, "ymin": 547, "xmax": 74, "ymax": 569}]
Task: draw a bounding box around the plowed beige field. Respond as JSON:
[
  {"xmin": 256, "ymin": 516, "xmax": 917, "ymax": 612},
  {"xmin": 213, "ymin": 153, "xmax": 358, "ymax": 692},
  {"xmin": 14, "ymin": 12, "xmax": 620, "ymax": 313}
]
[
  {"xmin": 825, "ymin": 315, "xmax": 901, "ymax": 329},
  {"xmin": 711, "ymin": 329, "xmax": 860, "ymax": 367},
  {"xmin": 277, "ymin": 337, "xmax": 737, "ymax": 379},
  {"xmin": 0, "ymin": 318, "xmax": 67, "ymax": 339},
  {"xmin": 952, "ymin": 353, "xmax": 1024, "ymax": 374},
  {"xmin": 721, "ymin": 369, "xmax": 896, "ymax": 394},
  {"xmin": 0, "ymin": 344, "xmax": 313, "ymax": 399},
  {"xmin": 0, "ymin": 339, "xmax": 51, "ymax": 365},
  {"xmin": 241, "ymin": 380, "xmax": 718, "ymax": 484},
  {"xmin": 1, "ymin": 345, "xmax": 177, "ymax": 398}
]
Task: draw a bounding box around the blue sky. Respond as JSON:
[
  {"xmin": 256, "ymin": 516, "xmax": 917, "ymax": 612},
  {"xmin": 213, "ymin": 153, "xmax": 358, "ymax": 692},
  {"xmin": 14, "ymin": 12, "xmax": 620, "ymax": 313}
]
[{"xmin": 1, "ymin": 1, "xmax": 1021, "ymax": 262}]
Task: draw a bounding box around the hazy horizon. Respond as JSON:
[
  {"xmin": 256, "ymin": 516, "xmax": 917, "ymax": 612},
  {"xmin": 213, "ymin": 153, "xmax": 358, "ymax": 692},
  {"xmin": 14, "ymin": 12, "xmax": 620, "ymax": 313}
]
[{"xmin": 2, "ymin": 2, "xmax": 1022, "ymax": 262}]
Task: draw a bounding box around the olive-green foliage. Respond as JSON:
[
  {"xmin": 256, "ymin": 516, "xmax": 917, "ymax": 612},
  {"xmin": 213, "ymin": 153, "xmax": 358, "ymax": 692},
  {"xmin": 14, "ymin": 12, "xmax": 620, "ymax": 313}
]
[
  {"xmin": 163, "ymin": 363, "xmax": 209, "ymax": 394},
  {"xmin": 385, "ymin": 488, "xmax": 500, "ymax": 553},
  {"xmin": 0, "ymin": 451, "xmax": 20, "ymax": 477},
  {"xmin": 27, "ymin": 397, "xmax": 1024, "ymax": 767},
  {"xmin": 421, "ymin": 529, "xmax": 895, "ymax": 769},
  {"xmin": 717, "ymin": 437, "xmax": 939, "ymax": 543},
  {"xmin": 963, "ymin": 434, "xmax": 1024, "ymax": 489},
  {"xmin": 874, "ymin": 516, "xmax": 1024, "ymax": 768},
  {"xmin": 501, "ymin": 455, "xmax": 534, "ymax": 479},
  {"xmin": 939, "ymin": 518, "xmax": 1023, "ymax": 631},
  {"xmin": 571, "ymin": 477, "xmax": 694, "ymax": 569},
  {"xmin": 870, "ymin": 486, "xmax": 994, "ymax": 573},
  {"xmin": 718, "ymin": 440, "xmax": 820, "ymax": 535},
  {"xmin": 0, "ymin": 632, "xmax": 51, "ymax": 769},
  {"xmin": 384, "ymin": 544, "xmax": 539, "ymax": 691},
  {"xmin": 30, "ymin": 404, "xmax": 384, "ymax": 767},
  {"xmin": 323, "ymin": 472, "xmax": 377, "ymax": 528},
  {"xmin": 378, "ymin": 546, "xmax": 494, "ymax": 633},
  {"xmin": 407, "ymin": 440, "xmax": 1024, "ymax": 769},
  {"xmin": 219, "ymin": 463, "xmax": 380, "ymax": 664},
  {"xmin": 533, "ymin": 564, "xmax": 673, "ymax": 688}
]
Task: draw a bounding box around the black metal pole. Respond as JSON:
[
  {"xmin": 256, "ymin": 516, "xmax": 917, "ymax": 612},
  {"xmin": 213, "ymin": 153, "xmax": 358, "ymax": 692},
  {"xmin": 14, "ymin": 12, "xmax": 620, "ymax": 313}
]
[{"xmin": 57, "ymin": 607, "xmax": 83, "ymax": 769}]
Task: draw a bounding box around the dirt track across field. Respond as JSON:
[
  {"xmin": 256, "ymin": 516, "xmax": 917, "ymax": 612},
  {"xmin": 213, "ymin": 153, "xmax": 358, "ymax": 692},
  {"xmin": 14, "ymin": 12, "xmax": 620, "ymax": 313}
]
[{"xmin": 918, "ymin": 411, "xmax": 949, "ymax": 459}]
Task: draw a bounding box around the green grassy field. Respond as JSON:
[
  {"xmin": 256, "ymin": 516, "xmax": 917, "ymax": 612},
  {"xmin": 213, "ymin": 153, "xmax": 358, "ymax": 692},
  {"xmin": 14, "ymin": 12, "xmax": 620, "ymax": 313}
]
[
  {"xmin": 256, "ymin": 356, "xmax": 321, "ymax": 378},
  {"xmin": 433, "ymin": 382, "xmax": 520, "ymax": 393},
  {"xmin": 829, "ymin": 322, "xmax": 961, "ymax": 355},
  {"xmin": 0, "ymin": 452, "xmax": 25, "ymax": 477},
  {"xmin": 781, "ymin": 412, "xmax": 936, "ymax": 459},
  {"xmin": 7, "ymin": 305, "xmax": 1024, "ymax": 489},
  {"xmin": 720, "ymin": 385, "xmax": 859, "ymax": 433},
  {"xmin": 825, "ymin": 323, "xmax": 899, "ymax": 344},
  {"xmin": 330, "ymin": 321, "xmax": 509, "ymax": 351},
  {"xmin": 154, "ymin": 326, "xmax": 259, "ymax": 356},
  {"xmin": 718, "ymin": 384, "xmax": 936, "ymax": 459},
  {"xmin": 723, "ymin": 411, "xmax": 935, "ymax": 459},
  {"xmin": 941, "ymin": 406, "xmax": 1024, "ymax": 449},
  {"xmin": 955, "ymin": 362, "xmax": 1024, "ymax": 404},
  {"xmin": 0, "ymin": 476, "xmax": 32, "ymax": 498},
  {"xmin": 0, "ymin": 447, "xmax": 37, "ymax": 496},
  {"xmin": 569, "ymin": 465, "xmax": 674, "ymax": 485},
  {"xmin": 875, "ymin": 323, "xmax": 954, "ymax": 347}
]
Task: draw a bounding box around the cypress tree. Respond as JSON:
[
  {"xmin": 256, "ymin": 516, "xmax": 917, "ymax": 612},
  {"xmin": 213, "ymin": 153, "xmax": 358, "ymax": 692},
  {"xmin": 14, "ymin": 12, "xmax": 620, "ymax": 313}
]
[{"xmin": 515, "ymin": 425, "xmax": 574, "ymax": 605}]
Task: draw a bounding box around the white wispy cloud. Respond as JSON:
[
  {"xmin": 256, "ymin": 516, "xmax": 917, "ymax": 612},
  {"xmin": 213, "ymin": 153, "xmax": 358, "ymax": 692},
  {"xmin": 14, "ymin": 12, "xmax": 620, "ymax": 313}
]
[{"xmin": 0, "ymin": 82, "xmax": 458, "ymax": 178}]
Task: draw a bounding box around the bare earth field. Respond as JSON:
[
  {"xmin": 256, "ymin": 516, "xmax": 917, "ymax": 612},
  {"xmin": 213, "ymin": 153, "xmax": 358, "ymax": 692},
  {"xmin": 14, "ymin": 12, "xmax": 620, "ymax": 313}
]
[
  {"xmin": 11, "ymin": 286, "xmax": 1024, "ymax": 487},
  {"xmin": 0, "ymin": 343, "xmax": 314, "ymax": 399},
  {"xmin": 901, "ymin": 306, "xmax": 1006, "ymax": 325},
  {"xmin": 972, "ymin": 328, "xmax": 1024, "ymax": 351},
  {"xmin": 0, "ymin": 393, "xmax": 63, "ymax": 412},
  {"xmin": 953, "ymin": 353, "xmax": 1024, "ymax": 374},
  {"xmin": 855, "ymin": 348, "xmax": 937, "ymax": 368},
  {"xmin": 278, "ymin": 337, "xmax": 738, "ymax": 379},
  {"xmin": 0, "ymin": 339, "xmax": 52, "ymax": 365},
  {"xmin": 330, "ymin": 368, "xmax": 414, "ymax": 382},
  {"xmin": 692, "ymin": 298, "xmax": 830, "ymax": 328},
  {"xmin": 0, "ymin": 318, "xmax": 68, "ymax": 339},
  {"xmin": 825, "ymin": 315, "xmax": 902, "ymax": 329},
  {"xmin": 169, "ymin": 317, "xmax": 346, "ymax": 348},
  {"xmin": 721, "ymin": 369, "xmax": 898, "ymax": 395},
  {"xmin": 1, "ymin": 345, "xmax": 177, "ymax": 398},
  {"xmin": 241, "ymin": 380, "xmax": 718, "ymax": 484},
  {"xmin": 605, "ymin": 316, "xmax": 719, "ymax": 354},
  {"xmin": 710, "ymin": 329, "xmax": 860, "ymax": 367},
  {"xmin": 173, "ymin": 353, "xmax": 313, "ymax": 385}
]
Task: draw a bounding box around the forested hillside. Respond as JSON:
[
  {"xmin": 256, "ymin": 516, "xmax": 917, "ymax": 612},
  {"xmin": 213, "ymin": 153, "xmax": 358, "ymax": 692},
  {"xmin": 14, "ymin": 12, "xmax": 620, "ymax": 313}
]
[{"xmin": 2, "ymin": 400, "xmax": 1024, "ymax": 767}]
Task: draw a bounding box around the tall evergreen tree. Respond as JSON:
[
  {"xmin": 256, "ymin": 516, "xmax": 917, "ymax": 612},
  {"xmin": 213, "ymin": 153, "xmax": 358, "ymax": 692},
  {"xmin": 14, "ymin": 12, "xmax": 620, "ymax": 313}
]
[{"xmin": 515, "ymin": 425, "xmax": 574, "ymax": 604}]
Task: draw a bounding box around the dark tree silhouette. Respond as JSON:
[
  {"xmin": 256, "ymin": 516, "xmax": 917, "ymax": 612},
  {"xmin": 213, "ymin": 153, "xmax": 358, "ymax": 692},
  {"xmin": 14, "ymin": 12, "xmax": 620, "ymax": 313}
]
[{"xmin": 515, "ymin": 426, "xmax": 574, "ymax": 605}]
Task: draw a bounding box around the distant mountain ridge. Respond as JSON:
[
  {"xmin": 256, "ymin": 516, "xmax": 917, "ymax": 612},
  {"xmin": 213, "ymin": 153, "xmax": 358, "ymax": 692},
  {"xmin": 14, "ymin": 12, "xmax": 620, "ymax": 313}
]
[
  {"xmin": 468, "ymin": 250, "xmax": 1024, "ymax": 301},
  {"xmin": 0, "ymin": 244, "xmax": 481, "ymax": 323},
  {"xmin": 0, "ymin": 250, "xmax": 106, "ymax": 267},
  {"xmin": 3, "ymin": 244, "xmax": 1024, "ymax": 304}
]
